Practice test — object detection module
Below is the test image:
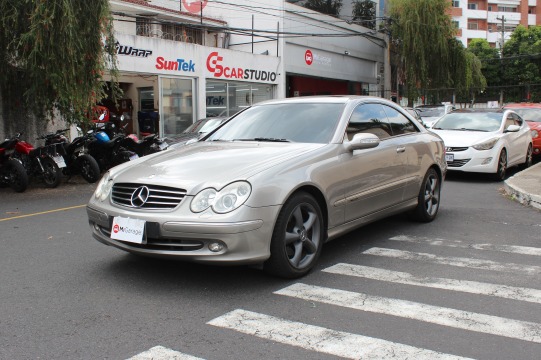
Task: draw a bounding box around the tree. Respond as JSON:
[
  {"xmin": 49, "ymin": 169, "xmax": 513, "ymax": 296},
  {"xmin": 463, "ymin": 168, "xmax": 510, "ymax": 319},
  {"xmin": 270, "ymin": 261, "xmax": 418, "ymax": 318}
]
[
  {"xmin": 389, "ymin": 0, "xmax": 480, "ymax": 105},
  {"xmin": 467, "ymin": 38, "xmax": 501, "ymax": 102},
  {"xmin": 0, "ymin": 0, "xmax": 120, "ymax": 125},
  {"xmin": 303, "ymin": 0, "xmax": 343, "ymax": 17},
  {"xmin": 352, "ymin": 0, "xmax": 376, "ymax": 30}
]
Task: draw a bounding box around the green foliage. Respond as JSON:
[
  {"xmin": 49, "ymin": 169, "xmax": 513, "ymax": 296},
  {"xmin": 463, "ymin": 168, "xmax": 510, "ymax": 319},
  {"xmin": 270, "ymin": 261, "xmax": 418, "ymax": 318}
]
[
  {"xmin": 502, "ymin": 25, "xmax": 541, "ymax": 93},
  {"xmin": 352, "ymin": 0, "xmax": 376, "ymax": 30},
  {"xmin": 0, "ymin": 0, "xmax": 120, "ymax": 124},
  {"xmin": 388, "ymin": 0, "xmax": 485, "ymax": 105},
  {"xmin": 467, "ymin": 38, "xmax": 500, "ymax": 86},
  {"xmin": 303, "ymin": 0, "xmax": 343, "ymax": 17}
]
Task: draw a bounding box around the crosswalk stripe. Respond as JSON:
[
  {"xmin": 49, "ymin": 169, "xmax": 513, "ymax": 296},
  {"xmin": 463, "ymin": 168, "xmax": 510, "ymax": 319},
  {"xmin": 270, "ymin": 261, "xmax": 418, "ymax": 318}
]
[
  {"xmin": 323, "ymin": 263, "xmax": 541, "ymax": 304},
  {"xmin": 390, "ymin": 235, "xmax": 541, "ymax": 256},
  {"xmin": 363, "ymin": 247, "xmax": 541, "ymax": 275},
  {"xmin": 127, "ymin": 346, "xmax": 205, "ymax": 360},
  {"xmin": 208, "ymin": 309, "xmax": 473, "ymax": 359},
  {"xmin": 275, "ymin": 283, "xmax": 541, "ymax": 343}
]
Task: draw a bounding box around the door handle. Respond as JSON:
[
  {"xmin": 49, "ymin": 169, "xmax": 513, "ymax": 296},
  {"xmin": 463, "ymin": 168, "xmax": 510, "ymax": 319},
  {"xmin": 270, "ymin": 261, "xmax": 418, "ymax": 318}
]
[{"xmin": 396, "ymin": 146, "xmax": 406, "ymax": 153}]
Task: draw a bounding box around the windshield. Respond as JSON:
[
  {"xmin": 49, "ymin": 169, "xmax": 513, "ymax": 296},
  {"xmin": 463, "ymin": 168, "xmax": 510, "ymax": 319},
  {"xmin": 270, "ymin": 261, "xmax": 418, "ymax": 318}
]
[
  {"xmin": 433, "ymin": 112, "xmax": 503, "ymax": 132},
  {"xmin": 416, "ymin": 107, "xmax": 445, "ymax": 118},
  {"xmin": 507, "ymin": 108, "xmax": 541, "ymax": 122},
  {"xmin": 207, "ymin": 103, "xmax": 345, "ymax": 143}
]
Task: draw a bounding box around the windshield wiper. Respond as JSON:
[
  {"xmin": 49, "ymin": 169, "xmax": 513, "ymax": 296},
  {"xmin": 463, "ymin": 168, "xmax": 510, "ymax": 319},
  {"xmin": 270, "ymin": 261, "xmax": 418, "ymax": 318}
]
[{"xmin": 234, "ymin": 138, "xmax": 291, "ymax": 142}]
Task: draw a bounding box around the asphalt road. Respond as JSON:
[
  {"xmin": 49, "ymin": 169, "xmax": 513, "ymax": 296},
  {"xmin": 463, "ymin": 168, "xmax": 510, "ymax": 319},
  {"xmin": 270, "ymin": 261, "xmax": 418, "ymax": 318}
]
[{"xmin": 1, "ymin": 171, "xmax": 540, "ymax": 360}]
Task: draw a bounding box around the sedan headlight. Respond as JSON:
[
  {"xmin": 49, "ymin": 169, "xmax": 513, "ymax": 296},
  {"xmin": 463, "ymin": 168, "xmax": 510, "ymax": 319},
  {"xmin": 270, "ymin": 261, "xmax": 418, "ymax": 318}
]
[
  {"xmin": 94, "ymin": 171, "xmax": 113, "ymax": 201},
  {"xmin": 473, "ymin": 138, "xmax": 499, "ymax": 151},
  {"xmin": 532, "ymin": 129, "xmax": 539, "ymax": 139},
  {"xmin": 191, "ymin": 181, "xmax": 252, "ymax": 214}
]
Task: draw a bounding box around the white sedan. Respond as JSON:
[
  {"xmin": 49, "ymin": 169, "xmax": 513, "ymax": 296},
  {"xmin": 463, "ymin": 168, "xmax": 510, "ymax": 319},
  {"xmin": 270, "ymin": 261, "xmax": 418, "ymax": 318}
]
[{"xmin": 431, "ymin": 109, "xmax": 533, "ymax": 181}]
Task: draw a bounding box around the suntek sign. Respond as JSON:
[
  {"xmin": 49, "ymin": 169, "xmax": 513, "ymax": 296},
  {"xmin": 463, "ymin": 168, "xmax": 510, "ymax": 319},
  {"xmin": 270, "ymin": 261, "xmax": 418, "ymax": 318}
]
[{"xmin": 206, "ymin": 51, "xmax": 277, "ymax": 82}]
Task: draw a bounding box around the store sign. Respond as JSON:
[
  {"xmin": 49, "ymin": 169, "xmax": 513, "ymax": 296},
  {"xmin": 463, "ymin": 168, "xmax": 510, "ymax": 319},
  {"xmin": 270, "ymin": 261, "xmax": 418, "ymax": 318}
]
[
  {"xmin": 304, "ymin": 49, "xmax": 331, "ymax": 67},
  {"xmin": 207, "ymin": 96, "xmax": 225, "ymax": 106},
  {"xmin": 182, "ymin": 0, "xmax": 207, "ymax": 14},
  {"xmin": 114, "ymin": 41, "xmax": 152, "ymax": 58},
  {"xmin": 206, "ymin": 51, "xmax": 277, "ymax": 82},
  {"xmin": 155, "ymin": 56, "xmax": 196, "ymax": 72}
]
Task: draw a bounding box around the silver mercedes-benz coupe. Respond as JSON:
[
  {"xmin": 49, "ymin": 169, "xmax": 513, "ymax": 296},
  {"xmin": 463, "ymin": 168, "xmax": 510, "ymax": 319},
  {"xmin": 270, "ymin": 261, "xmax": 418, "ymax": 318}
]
[{"xmin": 87, "ymin": 96, "xmax": 447, "ymax": 278}]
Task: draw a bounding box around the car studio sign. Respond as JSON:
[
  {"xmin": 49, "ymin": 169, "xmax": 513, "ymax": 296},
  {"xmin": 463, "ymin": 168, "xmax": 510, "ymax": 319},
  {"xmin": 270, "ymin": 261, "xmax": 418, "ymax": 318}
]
[{"xmin": 206, "ymin": 51, "xmax": 277, "ymax": 83}]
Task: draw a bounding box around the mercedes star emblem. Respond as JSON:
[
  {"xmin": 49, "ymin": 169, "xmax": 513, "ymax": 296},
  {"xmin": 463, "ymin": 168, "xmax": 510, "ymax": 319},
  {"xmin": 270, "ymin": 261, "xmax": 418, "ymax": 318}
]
[{"xmin": 131, "ymin": 186, "xmax": 150, "ymax": 207}]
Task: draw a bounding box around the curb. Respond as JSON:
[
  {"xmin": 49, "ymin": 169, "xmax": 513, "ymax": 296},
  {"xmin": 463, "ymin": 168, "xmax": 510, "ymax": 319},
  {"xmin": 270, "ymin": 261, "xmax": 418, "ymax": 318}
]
[{"xmin": 503, "ymin": 163, "xmax": 541, "ymax": 211}]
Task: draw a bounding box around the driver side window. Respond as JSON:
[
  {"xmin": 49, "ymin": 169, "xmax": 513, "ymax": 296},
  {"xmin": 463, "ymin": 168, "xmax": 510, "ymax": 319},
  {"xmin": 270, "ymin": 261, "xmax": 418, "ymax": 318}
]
[{"xmin": 346, "ymin": 103, "xmax": 392, "ymax": 141}]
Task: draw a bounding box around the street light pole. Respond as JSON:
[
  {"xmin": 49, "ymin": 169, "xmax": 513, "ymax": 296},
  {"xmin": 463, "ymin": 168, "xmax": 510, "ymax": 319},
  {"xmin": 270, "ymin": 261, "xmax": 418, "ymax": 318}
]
[{"xmin": 496, "ymin": 15, "xmax": 506, "ymax": 106}]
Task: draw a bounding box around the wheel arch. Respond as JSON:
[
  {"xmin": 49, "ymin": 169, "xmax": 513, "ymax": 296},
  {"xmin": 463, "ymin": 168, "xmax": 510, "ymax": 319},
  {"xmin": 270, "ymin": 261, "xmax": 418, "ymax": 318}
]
[{"xmin": 289, "ymin": 185, "xmax": 329, "ymax": 237}]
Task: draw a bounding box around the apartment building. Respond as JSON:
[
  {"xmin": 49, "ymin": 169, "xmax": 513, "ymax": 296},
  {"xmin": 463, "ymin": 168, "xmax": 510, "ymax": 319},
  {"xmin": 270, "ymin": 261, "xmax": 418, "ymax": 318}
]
[{"xmin": 451, "ymin": 0, "xmax": 541, "ymax": 48}]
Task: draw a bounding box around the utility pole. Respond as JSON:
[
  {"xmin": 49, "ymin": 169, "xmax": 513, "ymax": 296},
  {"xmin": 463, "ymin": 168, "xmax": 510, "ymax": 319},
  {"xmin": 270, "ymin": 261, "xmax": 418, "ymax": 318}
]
[{"xmin": 496, "ymin": 15, "xmax": 506, "ymax": 106}]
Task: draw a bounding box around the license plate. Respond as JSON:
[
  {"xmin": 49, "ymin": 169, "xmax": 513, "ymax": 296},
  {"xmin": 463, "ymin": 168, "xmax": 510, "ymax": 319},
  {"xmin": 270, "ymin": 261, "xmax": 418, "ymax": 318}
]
[
  {"xmin": 111, "ymin": 216, "xmax": 145, "ymax": 244},
  {"xmin": 129, "ymin": 154, "xmax": 139, "ymax": 161},
  {"xmin": 159, "ymin": 142, "xmax": 168, "ymax": 150},
  {"xmin": 445, "ymin": 154, "xmax": 454, "ymax": 162},
  {"xmin": 53, "ymin": 155, "xmax": 67, "ymax": 168}
]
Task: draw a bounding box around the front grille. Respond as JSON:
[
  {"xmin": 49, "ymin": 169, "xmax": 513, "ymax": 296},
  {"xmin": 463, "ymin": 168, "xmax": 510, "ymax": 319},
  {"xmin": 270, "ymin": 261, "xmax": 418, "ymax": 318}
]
[
  {"xmin": 447, "ymin": 159, "xmax": 471, "ymax": 167},
  {"xmin": 446, "ymin": 146, "xmax": 469, "ymax": 152},
  {"xmin": 112, "ymin": 182, "xmax": 186, "ymax": 209},
  {"xmin": 98, "ymin": 224, "xmax": 204, "ymax": 251}
]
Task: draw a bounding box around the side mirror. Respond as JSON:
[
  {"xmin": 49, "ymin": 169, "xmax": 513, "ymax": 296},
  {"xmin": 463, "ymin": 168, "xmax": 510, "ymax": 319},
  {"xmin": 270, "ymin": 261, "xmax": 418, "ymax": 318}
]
[
  {"xmin": 344, "ymin": 133, "xmax": 380, "ymax": 152},
  {"xmin": 505, "ymin": 124, "xmax": 520, "ymax": 133}
]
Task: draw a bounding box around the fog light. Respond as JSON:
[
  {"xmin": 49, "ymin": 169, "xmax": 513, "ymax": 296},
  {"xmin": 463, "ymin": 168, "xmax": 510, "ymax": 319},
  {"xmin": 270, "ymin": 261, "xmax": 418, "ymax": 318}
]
[
  {"xmin": 208, "ymin": 242, "xmax": 224, "ymax": 252},
  {"xmin": 481, "ymin": 157, "xmax": 493, "ymax": 165}
]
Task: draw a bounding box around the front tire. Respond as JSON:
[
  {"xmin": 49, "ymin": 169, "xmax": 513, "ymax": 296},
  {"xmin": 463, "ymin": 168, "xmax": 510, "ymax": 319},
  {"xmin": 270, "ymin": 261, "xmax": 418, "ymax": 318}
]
[
  {"xmin": 522, "ymin": 144, "xmax": 533, "ymax": 169},
  {"xmin": 492, "ymin": 149, "xmax": 507, "ymax": 181},
  {"xmin": 410, "ymin": 168, "xmax": 440, "ymax": 222},
  {"xmin": 41, "ymin": 157, "xmax": 62, "ymax": 188},
  {"xmin": 264, "ymin": 192, "xmax": 324, "ymax": 279},
  {"xmin": 77, "ymin": 154, "xmax": 101, "ymax": 183},
  {"xmin": 5, "ymin": 159, "xmax": 28, "ymax": 192}
]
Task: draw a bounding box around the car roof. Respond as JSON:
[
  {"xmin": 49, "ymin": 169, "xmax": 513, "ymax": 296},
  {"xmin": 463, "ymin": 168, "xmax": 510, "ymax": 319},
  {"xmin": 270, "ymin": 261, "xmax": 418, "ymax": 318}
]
[
  {"xmin": 450, "ymin": 108, "xmax": 505, "ymax": 113},
  {"xmin": 255, "ymin": 95, "xmax": 391, "ymax": 106},
  {"xmin": 415, "ymin": 104, "xmax": 450, "ymax": 108}
]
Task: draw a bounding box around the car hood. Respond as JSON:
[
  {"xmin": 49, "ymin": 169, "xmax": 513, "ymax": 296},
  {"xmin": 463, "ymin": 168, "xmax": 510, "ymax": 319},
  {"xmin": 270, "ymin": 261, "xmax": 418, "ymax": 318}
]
[
  {"xmin": 527, "ymin": 121, "xmax": 541, "ymax": 130},
  {"xmin": 110, "ymin": 141, "xmax": 325, "ymax": 194},
  {"xmin": 429, "ymin": 129, "xmax": 498, "ymax": 147}
]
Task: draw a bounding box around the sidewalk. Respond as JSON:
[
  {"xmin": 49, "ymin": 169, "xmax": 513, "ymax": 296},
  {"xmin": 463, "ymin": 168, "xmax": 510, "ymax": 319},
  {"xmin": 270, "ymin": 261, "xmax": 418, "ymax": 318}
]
[{"xmin": 504, "ymin": 162, "xmax": 541, "ymax": 211}]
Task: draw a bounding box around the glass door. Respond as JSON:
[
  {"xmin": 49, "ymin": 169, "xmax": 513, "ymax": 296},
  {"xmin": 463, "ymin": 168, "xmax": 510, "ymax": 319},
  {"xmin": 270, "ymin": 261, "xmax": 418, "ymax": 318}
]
[{"xmin": 160, "ymin": 77, "xmax": 195, "ymax": 137}]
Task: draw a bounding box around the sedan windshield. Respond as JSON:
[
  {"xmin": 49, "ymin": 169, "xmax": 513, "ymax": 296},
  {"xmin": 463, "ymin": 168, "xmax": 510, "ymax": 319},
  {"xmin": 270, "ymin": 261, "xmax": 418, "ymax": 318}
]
[
  {"xmin": 207, "ymin": 103, "xmax": 344, "ymax": 143},
  {"xmin": 433, "ymin": 112, "xmax": 502, "ymax": 132},
  {"xmin": 416, "ymin": 107, "xmax": 445, "ymax": 118}
]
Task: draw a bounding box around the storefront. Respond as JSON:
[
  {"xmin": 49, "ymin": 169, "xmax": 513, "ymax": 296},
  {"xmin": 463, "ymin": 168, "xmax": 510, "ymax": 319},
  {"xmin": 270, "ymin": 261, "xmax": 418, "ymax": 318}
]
[{"xmin": 110, "ymin": 34, "xmax": 281, "ymax": 138}]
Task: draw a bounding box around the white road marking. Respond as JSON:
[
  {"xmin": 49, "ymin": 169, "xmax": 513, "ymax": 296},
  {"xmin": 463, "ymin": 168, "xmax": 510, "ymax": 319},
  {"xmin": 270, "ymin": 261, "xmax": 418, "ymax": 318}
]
[
  {"xmin": 127, "ymin": 346, "xmax": 205, "ymax": 360},
  {"xmin": 208, "ymin": 309, "xmax": 472, "ymax": 360},
  {"xmin": 363, "ymin": 247, "xmax": 541, "ymax": 275},
  {"xmin": 275, "ymin": 283, "xmax": 541, "ymax": 343},
  {"xmin": 390, "ymin": 235, "xmax": 541, "ymax": 256},
  {"xmin": 323, "ymin": 263, "xmax": 541, "ymax": 304}
]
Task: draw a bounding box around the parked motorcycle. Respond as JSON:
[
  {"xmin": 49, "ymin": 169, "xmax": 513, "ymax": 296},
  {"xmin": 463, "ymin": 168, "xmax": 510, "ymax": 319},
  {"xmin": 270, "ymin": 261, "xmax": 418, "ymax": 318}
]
[
  {"xmin": 11, "ymin": 132, "xmax": 65, "ymax": 188},
  {"xmin": 40, "ymin": 128, "xmax": 101, "ymax": 183},
  {"xmin": 0, "ymin": 134, "xmax": 29, "ymax": 192},
  {"xmin": 86, "ymin": 128, "xmax": 139, "ymax": 172}
]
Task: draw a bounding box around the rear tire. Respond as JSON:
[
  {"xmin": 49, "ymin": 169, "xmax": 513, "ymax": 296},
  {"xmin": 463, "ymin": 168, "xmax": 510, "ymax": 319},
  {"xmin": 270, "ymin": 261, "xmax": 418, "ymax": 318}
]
[
  {"xmin": 264, "ymin": 192, "xmax": 324, "ymax": 279},
  {"xmin": 410, "ymin": 168, "xmax": 440, "ymax": 222},
  {"xmin": 41, "ymin": 157, "xmax": 62, "ymax": 188},
  {"xmin": 77, "ymin": 154, "xmax": 101, "ymax": 183},
  {"xmin": 5, "ymin": 159, "xmax": 28, "ymax": 192}
]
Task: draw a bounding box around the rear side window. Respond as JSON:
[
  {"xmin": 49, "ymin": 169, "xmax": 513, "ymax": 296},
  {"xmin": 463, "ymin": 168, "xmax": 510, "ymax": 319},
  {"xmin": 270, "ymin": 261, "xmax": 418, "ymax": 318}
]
[
  {"xmin": 382, "ymin": 105, "xmax": 419, "ymax": 135},
  {"xmin": 347, "ymin": 103, "xmax": 392, "ymax": 140}
]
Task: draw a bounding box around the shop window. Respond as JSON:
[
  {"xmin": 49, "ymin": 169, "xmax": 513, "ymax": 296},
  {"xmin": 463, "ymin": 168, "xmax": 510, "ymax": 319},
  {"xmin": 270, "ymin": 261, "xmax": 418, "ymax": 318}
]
[
  {"xmin": 161, "ymin": 77, "xmax": 194, "ymax": 137},
  {"xmin": 206, "ymin": 81, "xmax": 273, "ymax": 118}
]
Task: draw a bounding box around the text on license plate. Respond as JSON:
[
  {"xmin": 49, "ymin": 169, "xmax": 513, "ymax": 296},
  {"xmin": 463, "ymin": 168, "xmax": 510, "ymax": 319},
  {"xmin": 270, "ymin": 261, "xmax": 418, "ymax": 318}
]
[
  {"xmin": 53, "ymin": 155, "xmax": 67, "ymax": 168},
  {"xmin": 111, "ymin": 216, "xmax": 145, "ymax": 244},
  {"xmin": 445, "ymin": 154, "xmax": 454, "ymax": 162}
]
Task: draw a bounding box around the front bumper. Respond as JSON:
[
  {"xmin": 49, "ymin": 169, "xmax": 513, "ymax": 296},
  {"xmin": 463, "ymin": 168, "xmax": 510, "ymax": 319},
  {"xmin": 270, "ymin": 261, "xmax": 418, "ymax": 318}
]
[
  {"xmin": 445, "ymin": 146, "xmax": 499, "ymax": 174},
  {"xmin": 87, "ymin": 199, "xmax": 280, "ymax": 265}
]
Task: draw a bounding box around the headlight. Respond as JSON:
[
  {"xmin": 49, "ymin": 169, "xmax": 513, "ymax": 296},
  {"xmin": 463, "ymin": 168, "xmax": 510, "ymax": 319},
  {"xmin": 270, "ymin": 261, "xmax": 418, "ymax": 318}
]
[
  {"xmin": 532, "ymin": 129, "xmax": 539, "ymax": 139},
  {"xmin": 94, "ymin": 171, "xmax": 113, "ymax": 201},
  {"xmin": 473, "ymin": 138, "xmax": 499, "ymax": 151},
  {"xmin": 190, "ymin": 181, "xmax": 252, "ymax": 214}
]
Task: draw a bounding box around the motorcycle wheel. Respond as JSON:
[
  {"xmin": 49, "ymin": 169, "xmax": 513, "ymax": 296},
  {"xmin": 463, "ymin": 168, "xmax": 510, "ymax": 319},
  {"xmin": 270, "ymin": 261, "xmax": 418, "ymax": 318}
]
[
  {"xmin": 5, "ymin": 159, "xmax": 29, "ymax": 192},
  {"xmin": 41, "ymin": 157, "xmax": 62, "ymax": 188},
  {"xmin": 77, "ymin": 154, "xmax": 101, "ymax": 183}
]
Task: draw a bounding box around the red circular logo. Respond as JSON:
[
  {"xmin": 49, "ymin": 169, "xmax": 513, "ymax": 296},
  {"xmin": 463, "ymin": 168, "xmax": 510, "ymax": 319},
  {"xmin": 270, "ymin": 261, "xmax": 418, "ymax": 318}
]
[
  {"xmin": 182, "ymin": 0, "xmax": 208, "ymax": 14},
  {"xmin": 113, "ymin": 224, "xmax": 119, "ymax": 233},
  {"xmin": 305, "ymin": 50, "xmax": 313, "ymax": 65}
]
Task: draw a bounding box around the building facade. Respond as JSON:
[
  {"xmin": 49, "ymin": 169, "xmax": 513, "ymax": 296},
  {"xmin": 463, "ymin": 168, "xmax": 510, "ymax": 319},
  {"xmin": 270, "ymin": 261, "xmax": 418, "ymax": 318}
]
[
  {"xmin": 451, "ymin": 0, "xmax": 541, "ymax": 48},
  {"xmin": 106, "ymin": 0, "xmax": 389, "ymax": 137}
]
